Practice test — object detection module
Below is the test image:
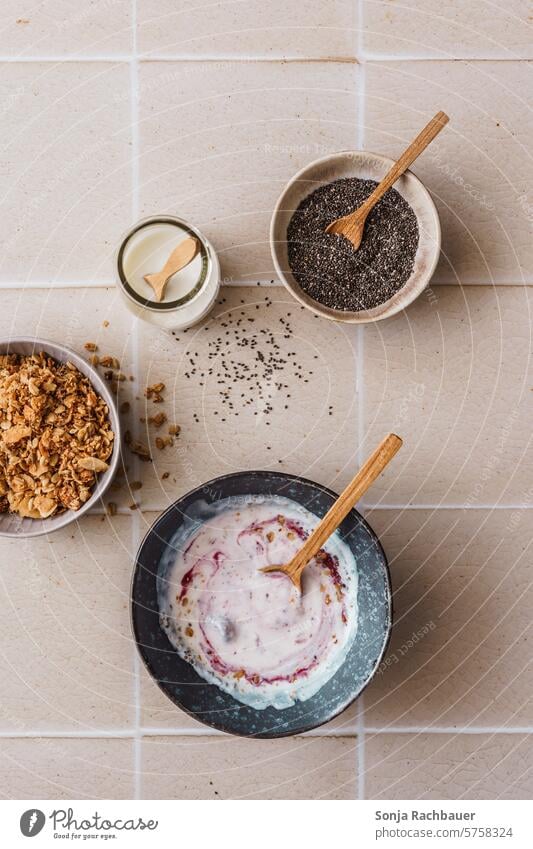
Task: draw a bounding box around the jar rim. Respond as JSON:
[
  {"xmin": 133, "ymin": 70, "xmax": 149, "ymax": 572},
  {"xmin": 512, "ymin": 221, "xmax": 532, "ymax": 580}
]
[{"xmin": 116, "ymin": 216, "xmax": 211, "ymax": 312}]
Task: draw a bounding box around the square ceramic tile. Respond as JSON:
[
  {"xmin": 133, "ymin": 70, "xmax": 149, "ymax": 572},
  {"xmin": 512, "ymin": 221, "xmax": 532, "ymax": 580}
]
[
  {"xmin": 141, "ymin": 735, "xmax": 357, "ymax": 798},
  {"xmin": 362, "ymin": 1, "xmax": 533, "ymax": 59},
  {"xmin": 365, "ymin": 733, "xmax": 533, "ymax": 799},
  {"xmin": 138, "ymin": 630, "xmax": 359, "ymax": 733},
  {"xmin": 131, "ymin": 288, "xmax": 358, "ymax": 509},
  {"xmin": 138, "ymin": 61, "xmax": 358, "ymax": 282},
  {"xmin": 361, "ymin": 285, "xmax": 533, "ymax": 506},
  {"xmin": 0, "ymin": 63, "xmax": 132, "ymax": 284},
  {"xmin": 0, "ymin": 516, "xmax": 136, "ymax": 731},
  {"xmin": 362, "ymin": 509, "xmax": 533, "ymax": 728},
  {"xmin": 0, "ymin": 1, "xmax": 132, "ymax": 57},
  {"xmin": 0, "ymin": 286, "xmax": 134, "ymax": 365},
  {"xmin": 138, "ymin": 1, "xmax": 356, "ymax": 59},
  {"xmin": 0, "ymin": 738, "xmax": 134, "ymax": 799},
  {"xmin": 364, "ymin": 61, "xmax": 533, "ymax": 284}
]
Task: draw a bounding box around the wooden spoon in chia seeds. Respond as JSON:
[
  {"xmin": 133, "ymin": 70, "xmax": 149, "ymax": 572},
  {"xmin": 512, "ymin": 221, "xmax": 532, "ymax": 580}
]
[
  {"xmin": 325, "ymin": 111, "xmax": 449, "ymax": 249},
  {"xmin": 143, "ymin": 236, "xmax": 199, "ymax": 302},
  {"xmin": 261, "ymin": 433, "xmax": 403, "ymax": 591}
]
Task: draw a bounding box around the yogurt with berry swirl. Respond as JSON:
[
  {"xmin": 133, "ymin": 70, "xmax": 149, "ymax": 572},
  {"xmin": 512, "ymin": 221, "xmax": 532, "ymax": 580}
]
[{"xmin": 158, "ymin": 495, "xmax": 358, "ymax": 710}]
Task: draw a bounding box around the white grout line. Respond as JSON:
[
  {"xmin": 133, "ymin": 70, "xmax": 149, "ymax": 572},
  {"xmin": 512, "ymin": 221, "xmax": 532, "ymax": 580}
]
[
  {"xmin": 0, "ymin": 727, "xmax": 530, "ymax": 739},
  {"xmin": 0, "ymin": 54, "xmax": 350, "ymax": 64},
  {"xmin": 130, "ymin": 60, "xmax": 140, "ymax": 220},
  {"xmin": 355, "ymin": 326, "xmax": 365, "ymax": 466},
  {"xmin": 365, "ymin": 727, "xmax": 533, "ymax": 735},
  {"xmin": 88, "ymin": 502, "xmax": 533, "ymax": 518},
  {"xmin": 0, "ymin": 281, "xmax": 116, "ymax": 289},
  {"xmin": 0, "ymin": 278, "xmax": 282, "ymax": 290},
  {"xmin": 132, "ymin": 692, "xmax": 142, "ymax": 795},
  {"xmin": 130, "ymin": 450, "xmax": 142, "ymax": 800},
  {"xmin": 131, "ymin": 510, "xmax": 142, "ymax": 800},
  {"xmin": 130, "ymin": 0, "xmax": 143, "ymax": 800},
  {"xmin": 0, "ymin": 55, "xmax": 133, "ymax": 63},
  {"xmin": 0, "ymin": 730, "xmax": 135, "ymax": 738},
  {"xmin": 357, "ymin": 697, "xmax": 366, "ymax": 799},
  {"xmin": 0, "ymin": 54, "xmax": 529, "ymax": 64},
  {"xmin": 141, "ymin": 728, "xmax": 223, "ymax": 737},
  {"xmin": 355, "ymin": 40, "xmax": 366, "ymax": 799},
  {"xmin": 356, "ymin": 0, "xmax": 364, "ymax": 64},
  {"xmin": 142, "ymin": 726, "xmax": 356, "ymax": 737},
  {"xmin": 1, "ymin": 280, "xmax": 533, "ymax": 290},
  {"xmin": 138, "ymin": 54, "xmax": 360, "ymax": 64},
  {"xmin": 306, "ymin": 723, "xmax": 359, "ymax": 737},
  {"xmin": 222, "ymin": 278, "xmax": 278, "ymax": 286},
  {"xmin": 362, "ymin": 503, "xmax": 533, "ymax": 511},
  {"xmin": 356, "ymin": 65, "xmax": 365, "ymax": 150},
  {"xmin": 358, "ymin": 54, "xmax": 531, "ymax": 63}
]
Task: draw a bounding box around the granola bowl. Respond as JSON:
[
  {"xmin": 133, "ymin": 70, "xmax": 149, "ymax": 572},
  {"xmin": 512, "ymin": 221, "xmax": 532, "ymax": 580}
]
[{"xmin": 0, "ymin": 338, "xmax": 121, "ymax": 538}]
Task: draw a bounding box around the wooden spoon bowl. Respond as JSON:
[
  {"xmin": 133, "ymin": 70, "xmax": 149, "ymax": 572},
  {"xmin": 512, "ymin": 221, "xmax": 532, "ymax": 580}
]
[{"xmin": 143, "ymin": 236, "xmax": 199, "ymax": 302}]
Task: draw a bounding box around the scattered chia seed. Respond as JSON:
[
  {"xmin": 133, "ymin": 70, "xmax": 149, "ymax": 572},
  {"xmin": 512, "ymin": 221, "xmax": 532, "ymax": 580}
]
[
  {"xmin": 287, "ymin": 178, "xmax": 419, "ymax": 311},
  {"xmin": 177, "ymin": 300, "xmax": 333, "ymax": 423}
]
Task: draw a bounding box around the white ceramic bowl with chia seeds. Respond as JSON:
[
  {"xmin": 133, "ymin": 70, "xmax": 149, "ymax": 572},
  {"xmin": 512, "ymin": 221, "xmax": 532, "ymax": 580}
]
[
  {"xmin": 0, "ymin": 338, "xmax": 121, "ymax": 538},
  {"xmin": 270, "ymin": 151, "xmax": 441, "ymax": 323}
]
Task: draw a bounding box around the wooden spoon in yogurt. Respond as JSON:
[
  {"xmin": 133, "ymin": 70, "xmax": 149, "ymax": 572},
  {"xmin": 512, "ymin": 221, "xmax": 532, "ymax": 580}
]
[
  {"xmin": 325, "ymin": 111, "xmax": 449, "ymax": 249},
  {"xmin": 144, "ymin": 236, "xmax": 199, "ymax": 302},
  {"xmin": 261, "ymin": 433, "xmax": 402, "ymax": 591}
]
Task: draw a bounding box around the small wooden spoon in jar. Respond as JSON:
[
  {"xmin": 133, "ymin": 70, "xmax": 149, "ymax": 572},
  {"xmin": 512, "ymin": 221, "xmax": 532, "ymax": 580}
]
[
  {"xmin": 144, "ymin": 236, "xmax": 199, "ymax": 302},
  {"xmin": 261, "ymin": 433, "xmax": 402, "ymax": 591},
  {"xmin": 325, "ymin": 111, "xmax": 449, "ymax": 249}
]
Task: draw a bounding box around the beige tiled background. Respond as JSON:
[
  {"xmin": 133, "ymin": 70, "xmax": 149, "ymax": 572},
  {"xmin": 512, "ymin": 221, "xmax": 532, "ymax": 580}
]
[{"xmin": 0, "ymin": 2, "xmax": 531, "ymax": 800}]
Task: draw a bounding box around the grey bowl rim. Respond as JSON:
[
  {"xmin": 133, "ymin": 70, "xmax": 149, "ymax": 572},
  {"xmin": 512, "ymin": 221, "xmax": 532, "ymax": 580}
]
[
  {"xmin": 130, "ymin": 469, "xmax": 393, "ymax": 738},
  {"xmin": 0, "ymin": 336, "xmax": 121, "ymax": 538},
  {"xmin": 270, "ymin": 149, "xmax": 442, "ymax": 324}
]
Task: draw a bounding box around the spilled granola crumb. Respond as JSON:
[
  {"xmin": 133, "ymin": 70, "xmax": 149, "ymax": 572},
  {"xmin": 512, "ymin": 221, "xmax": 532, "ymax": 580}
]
[
  {"xmin": 100, "ymin": 355, "xmax": 120, "ymax": 369},
  {"xmin": 149, "ymin": 411, "xmax": 167, "ymax": 428},
  {"xmin": 129, "ymin": 440, "xmax": 151, "ymax": 462}
]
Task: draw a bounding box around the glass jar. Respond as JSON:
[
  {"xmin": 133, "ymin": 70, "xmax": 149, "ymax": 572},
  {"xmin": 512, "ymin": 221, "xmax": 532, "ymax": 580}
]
[{"xmin": 115, "ymin": 215, "xmax": 220, "ymax": 331}]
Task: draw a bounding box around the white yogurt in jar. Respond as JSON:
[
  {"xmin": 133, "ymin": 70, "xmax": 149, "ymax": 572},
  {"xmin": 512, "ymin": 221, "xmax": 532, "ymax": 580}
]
[
  {"xmin": 115, "ymin": 216, "xmax": 220, "ymax": 331},
  {"xmin": 158, "ymin": 496, "xmax": 358, "ymax": 710}
]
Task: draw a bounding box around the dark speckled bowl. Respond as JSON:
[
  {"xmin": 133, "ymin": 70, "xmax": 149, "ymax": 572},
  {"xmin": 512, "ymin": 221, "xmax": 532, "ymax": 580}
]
[{"xmin": 131, "ymin": 471, "xmax": 392, "ymax": 738}]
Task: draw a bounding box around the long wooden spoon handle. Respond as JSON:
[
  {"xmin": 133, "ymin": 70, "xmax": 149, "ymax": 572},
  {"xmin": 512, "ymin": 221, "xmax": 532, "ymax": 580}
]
[
  {"xmin": 287, "ymin": 433, "xmax": 403, "ymax": 582},
  {"xmin": 362, "ymin": 111, "xmax": 449, "ymax": 212}
]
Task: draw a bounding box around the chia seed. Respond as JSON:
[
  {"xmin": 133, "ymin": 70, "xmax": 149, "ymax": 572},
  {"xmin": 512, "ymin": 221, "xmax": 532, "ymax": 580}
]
[
  {"xmin": 177, "ymin": 298, "xmax": 330, "ymax": 425},
  {"xmin": 287, "ymin": 178, "xmax": 420, "ymax": 311}
]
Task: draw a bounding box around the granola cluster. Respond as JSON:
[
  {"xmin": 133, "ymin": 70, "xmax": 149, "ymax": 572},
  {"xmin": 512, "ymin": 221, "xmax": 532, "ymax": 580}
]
[{"xmin": 0, "ymin": 352, "xmax": 115, "ymax": 519}]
